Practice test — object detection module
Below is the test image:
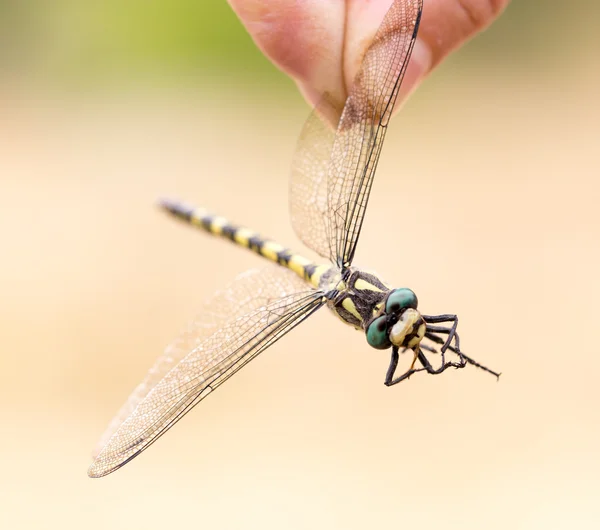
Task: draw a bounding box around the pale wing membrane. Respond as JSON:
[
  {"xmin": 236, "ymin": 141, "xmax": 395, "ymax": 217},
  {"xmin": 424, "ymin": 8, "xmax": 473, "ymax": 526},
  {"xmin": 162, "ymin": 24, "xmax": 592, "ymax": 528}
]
[
  {"xmin": 89, "ymin": 267, "xmax": 325, "ymax": 477},
  {"xmin": 289, "ymin": 95, "xmax": 342, "ymax": 262},
  {"xmin": 330, "ymin": 0, "xmax": 422, "ymax": 267},
  {"xmin": 92, "ymin": 267, "xmax": 297, "ymax": 458}
]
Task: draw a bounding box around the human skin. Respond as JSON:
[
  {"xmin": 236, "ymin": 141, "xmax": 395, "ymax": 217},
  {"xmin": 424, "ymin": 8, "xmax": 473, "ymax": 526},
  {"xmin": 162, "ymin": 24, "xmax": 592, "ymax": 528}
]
[{"xmin": 227, "ymin": 0, "xmax": 510, "ymax": 109}]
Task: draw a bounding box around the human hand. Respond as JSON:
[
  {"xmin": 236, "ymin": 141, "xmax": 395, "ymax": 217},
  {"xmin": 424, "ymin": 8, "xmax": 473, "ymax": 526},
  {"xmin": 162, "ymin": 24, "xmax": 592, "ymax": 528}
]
[{"xmin": 227, "ymin": 0, "xmax": 509, "ymax": 108}]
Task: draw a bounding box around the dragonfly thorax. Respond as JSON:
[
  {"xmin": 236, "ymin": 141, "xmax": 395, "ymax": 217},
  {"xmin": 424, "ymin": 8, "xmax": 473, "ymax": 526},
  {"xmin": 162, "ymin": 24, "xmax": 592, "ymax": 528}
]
[{"xmin": 325, "ymin": 267, "xmax": 391, "ymax": 330}]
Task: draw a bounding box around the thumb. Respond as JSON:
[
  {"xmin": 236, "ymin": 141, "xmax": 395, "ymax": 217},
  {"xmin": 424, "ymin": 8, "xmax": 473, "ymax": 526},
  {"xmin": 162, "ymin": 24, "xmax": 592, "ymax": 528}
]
[{"xmin": 227, "ymin": 0, "xmax": 510, "ymax": 107}]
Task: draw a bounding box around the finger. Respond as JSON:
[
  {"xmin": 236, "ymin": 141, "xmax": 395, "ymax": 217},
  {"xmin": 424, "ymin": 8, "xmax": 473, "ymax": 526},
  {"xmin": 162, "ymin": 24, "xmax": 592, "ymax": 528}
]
[
  {"xmin": 227, "ymin": 0, "xmax": 347, "ymax": 106},
  {"xmin": 415, "ymin": 0, "xmax": 511, "ymax": 69},
  {"xmin": 228, "ymin": 0, "xmax": 510, "ymax": 107}
]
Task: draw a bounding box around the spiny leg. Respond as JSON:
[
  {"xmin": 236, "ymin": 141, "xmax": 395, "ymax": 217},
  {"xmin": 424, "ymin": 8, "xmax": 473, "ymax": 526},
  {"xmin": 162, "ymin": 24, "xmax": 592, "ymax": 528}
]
[
  {"xmin": 422, "ymin": 314, "xmax": 458, "ymax": 354},
  {"xmin": 385, "ymin": 347, "xmax": 427, "ymax": 386},
  {"xmin": 419, "ymin": 343, "xmax": 438, "ymax": 354},
  {"xmin": 425, "ymin": 323, "xmax": 465, "ymax": 367},
  {"xmin": 384, "ymin": 346, "xmax": 399, "ymax": 385},
  {"xmin": 384, "ymin": 347, "xmax": 466, "ymax": 387},
  {"xmin": 417, "ymin": 349, "xmax": 435, "ymax": 372},
  {"xmin": 424, "ymin": 332, "xmax": 500, "ymax": 380},
  {"xmin": 423, "ymin": 348, "xmax": 466, "ymax": 377},
  {"xmin": 422, "ymin": 314, "xmax": 458, "ymax": 323},
  {"xmin": 443, "ymin": 343, "xmax": 500, "ymax": 379},
  {"xmin": 459, "ymin": 352, "xmax": 501, "ymax": 379}
]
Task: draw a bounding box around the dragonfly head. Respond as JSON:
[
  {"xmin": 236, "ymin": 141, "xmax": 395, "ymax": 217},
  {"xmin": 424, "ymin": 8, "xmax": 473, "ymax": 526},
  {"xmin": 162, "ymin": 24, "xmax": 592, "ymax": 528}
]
[{"xmin": 365, "ymin": 288, "xmax": 425, "ymax": 351}]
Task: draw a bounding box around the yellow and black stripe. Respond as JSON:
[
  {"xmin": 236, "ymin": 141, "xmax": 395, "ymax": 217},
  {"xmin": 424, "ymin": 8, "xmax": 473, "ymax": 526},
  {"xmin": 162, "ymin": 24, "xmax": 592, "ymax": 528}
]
[
  {"xmin": 159, "ymin": 199, "xmax": 333, "ymax": 289},
  {"xmin": 327, "ymin": 269, "xmax": 391, "ymax": 329}
]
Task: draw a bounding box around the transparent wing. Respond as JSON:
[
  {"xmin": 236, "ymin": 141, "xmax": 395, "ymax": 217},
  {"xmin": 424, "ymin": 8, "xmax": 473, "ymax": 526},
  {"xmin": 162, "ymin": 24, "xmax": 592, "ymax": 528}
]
[
  {"xmin": 289, "ymin": 95, "xmax": 341, "ymax": 261},
  {"xmin": 89, "ymin": 267, "xmax": 325, "ymax": 477},
  {"xmin": 91, "ymin": 267, "xmax": 292, "ymax": 459},
  {"xmin": 290, "ymin": 0, "xmax": 422, "ymax": 267}
]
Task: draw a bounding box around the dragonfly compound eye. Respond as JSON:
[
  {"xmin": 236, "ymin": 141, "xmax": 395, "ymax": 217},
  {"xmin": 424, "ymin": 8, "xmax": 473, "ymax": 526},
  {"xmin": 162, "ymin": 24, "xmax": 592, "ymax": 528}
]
[
  {"xmin": 366, "ymin": 315, "xmax": 392, "ymax": 350},
  {"xmin": 389, "ymin": 308, "xmax": 425, "ymax": 349},
  {"xmin": 385, "ymin": 288, "xmax": 418, "ymax": 314}
]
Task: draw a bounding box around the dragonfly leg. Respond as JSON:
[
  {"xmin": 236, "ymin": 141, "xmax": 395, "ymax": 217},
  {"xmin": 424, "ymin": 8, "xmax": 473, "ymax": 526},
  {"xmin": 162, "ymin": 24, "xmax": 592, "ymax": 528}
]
[
  {"xmin": 384, "ymin": 347, "xmax": 437, "ymax": 386},
  {"xmin": 426, "ymin": 332, "xmax": 500, "ymax": 379},
  {"xmin": 423, "ymin": 314, "xmax": 458, "ymax": 354},
  {"xmin": 384, "ymin": 346, "xmax": 400, "ymax": 385},
  {"xmin": 385, "ymin": 345, "xmax": 470, "ymax": 386},
  {"xmin": 425, "ymin": 330, "xmax": 461, "ymax": 360},
  {"xmin": 422, "ymin": 345, "xmax": 466, "ymax": 376},
  {"xmin": 447, "ymin": 346, "xmax": 501, "ymax": 379},
  {"xmin": 419, "ymin": 342, "xmax": 438, "ymax": 354},
  {"xmin": 460, "ymin": 354, "xmax": 501, "ymax": 379},
  {"xmin": 423, "ymin": 314, "xmax": 458, "ymax": 323},
  {"xmin": 385, "ymin": 347, "xmax": 423, "ymax": 386}
]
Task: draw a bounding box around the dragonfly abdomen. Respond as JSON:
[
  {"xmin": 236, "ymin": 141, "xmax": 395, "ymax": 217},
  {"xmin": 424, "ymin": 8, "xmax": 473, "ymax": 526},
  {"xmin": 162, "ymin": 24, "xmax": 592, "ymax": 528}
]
[{"xmin": 160, "ymin": 198, "xmax": 331, "ymax": 286}]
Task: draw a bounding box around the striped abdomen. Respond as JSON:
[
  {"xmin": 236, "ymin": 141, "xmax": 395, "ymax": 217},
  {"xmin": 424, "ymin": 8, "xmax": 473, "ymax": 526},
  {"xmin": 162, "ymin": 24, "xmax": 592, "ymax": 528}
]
[{"xmin": 159, "ymin": 199, "xmax": 333, "ymax": 289}]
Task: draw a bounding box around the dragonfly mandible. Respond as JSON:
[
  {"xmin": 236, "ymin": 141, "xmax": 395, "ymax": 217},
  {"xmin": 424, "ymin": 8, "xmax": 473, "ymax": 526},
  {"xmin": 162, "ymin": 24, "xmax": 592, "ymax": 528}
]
[{"xmin": 88, "ymin": 0, "xmax": 499, "ymax": 478}]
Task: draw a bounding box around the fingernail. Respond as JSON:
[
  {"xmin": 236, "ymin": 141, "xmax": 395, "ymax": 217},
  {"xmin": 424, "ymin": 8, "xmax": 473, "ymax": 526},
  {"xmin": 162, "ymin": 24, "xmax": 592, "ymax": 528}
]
[
  {"xmin": 412, "ymin": 38, "xmax": 432, "ymax": 77},
  {"xmin": 398, "ymin": 38, "xmax": 432, "ymax": 103}
]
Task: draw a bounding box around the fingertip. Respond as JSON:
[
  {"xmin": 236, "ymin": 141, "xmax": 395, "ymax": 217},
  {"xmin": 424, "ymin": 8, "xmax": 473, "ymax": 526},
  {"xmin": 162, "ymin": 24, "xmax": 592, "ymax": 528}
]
[{"xmin": 419, "ymin": 0, "xmax": 510, "ymax": 68}]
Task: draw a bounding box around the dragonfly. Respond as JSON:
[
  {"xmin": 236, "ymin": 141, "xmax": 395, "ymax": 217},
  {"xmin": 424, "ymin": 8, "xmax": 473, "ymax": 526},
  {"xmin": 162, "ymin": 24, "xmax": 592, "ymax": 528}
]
[{"xmin": 88, "ymin": 0, "xmax": 499, "ymax": 478}]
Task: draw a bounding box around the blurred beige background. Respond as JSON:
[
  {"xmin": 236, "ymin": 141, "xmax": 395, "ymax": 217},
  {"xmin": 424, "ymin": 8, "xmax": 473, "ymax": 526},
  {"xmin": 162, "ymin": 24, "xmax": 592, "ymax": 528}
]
[{"xmin": 1, "ymin": 1, "xmax": 599, "ymax": 529}]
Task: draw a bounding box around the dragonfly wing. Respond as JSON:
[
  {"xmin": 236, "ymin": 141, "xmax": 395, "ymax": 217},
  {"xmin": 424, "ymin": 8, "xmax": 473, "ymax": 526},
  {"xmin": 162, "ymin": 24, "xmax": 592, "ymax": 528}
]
[
  {"xmin": 330, "ymin": 0, "xmax": 422, "ymax": 267},
  {"xmin": 89, "ymin": 266, "xmax": 325, "ymax": 477},
  {"xmin": 289, "ymin": 0, "xmax": 422, "ymax": 268},
  {"xmin": 289, "ymin": 94, "xmax": 342, "ymax": 262}
]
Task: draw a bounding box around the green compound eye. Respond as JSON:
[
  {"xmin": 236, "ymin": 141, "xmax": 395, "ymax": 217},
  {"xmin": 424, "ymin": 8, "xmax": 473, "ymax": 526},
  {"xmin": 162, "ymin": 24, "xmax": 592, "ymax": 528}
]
[
  {"xmin": 366, "ymin": 315, "xmax": 392, "ymax": 350},
  {"xmin": 385, "ymin": 288, "xmax": 418, "ymax": 314}
]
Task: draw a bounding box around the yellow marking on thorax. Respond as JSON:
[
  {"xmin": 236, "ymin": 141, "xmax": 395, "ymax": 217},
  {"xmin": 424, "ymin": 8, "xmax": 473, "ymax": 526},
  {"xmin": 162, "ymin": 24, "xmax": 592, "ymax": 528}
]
[
  {"xmin": 342, "ymin": 298, "xmax": 362, "ymax": 322},
  {"xmin": 260, "ymin": 241, "xmax": 285, "ymax": 261},
  {"xmin": 287, "ymin": 254, "xmax": 313, "ymax": 278},
  {"xmin": 308, "ymin": 264, "xmax": 333, "ymax": 289},
  {"xmin": 355, "ymin": 279, "xmax": 383, "ymax": 292},
  {"xmin": 358, "ymin": 269, "xmax": 392, "ymax": 290},
  {"xmin": 208, "ymin": 216, "xmax": 228, "ymax": 235},
  {"xmin": 373, "ymin": 301, "xmax": 384, "ymax": 316},
  {"xmin": 233, "ymin": 228, "xmax": 255, "ymax": 247}
]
